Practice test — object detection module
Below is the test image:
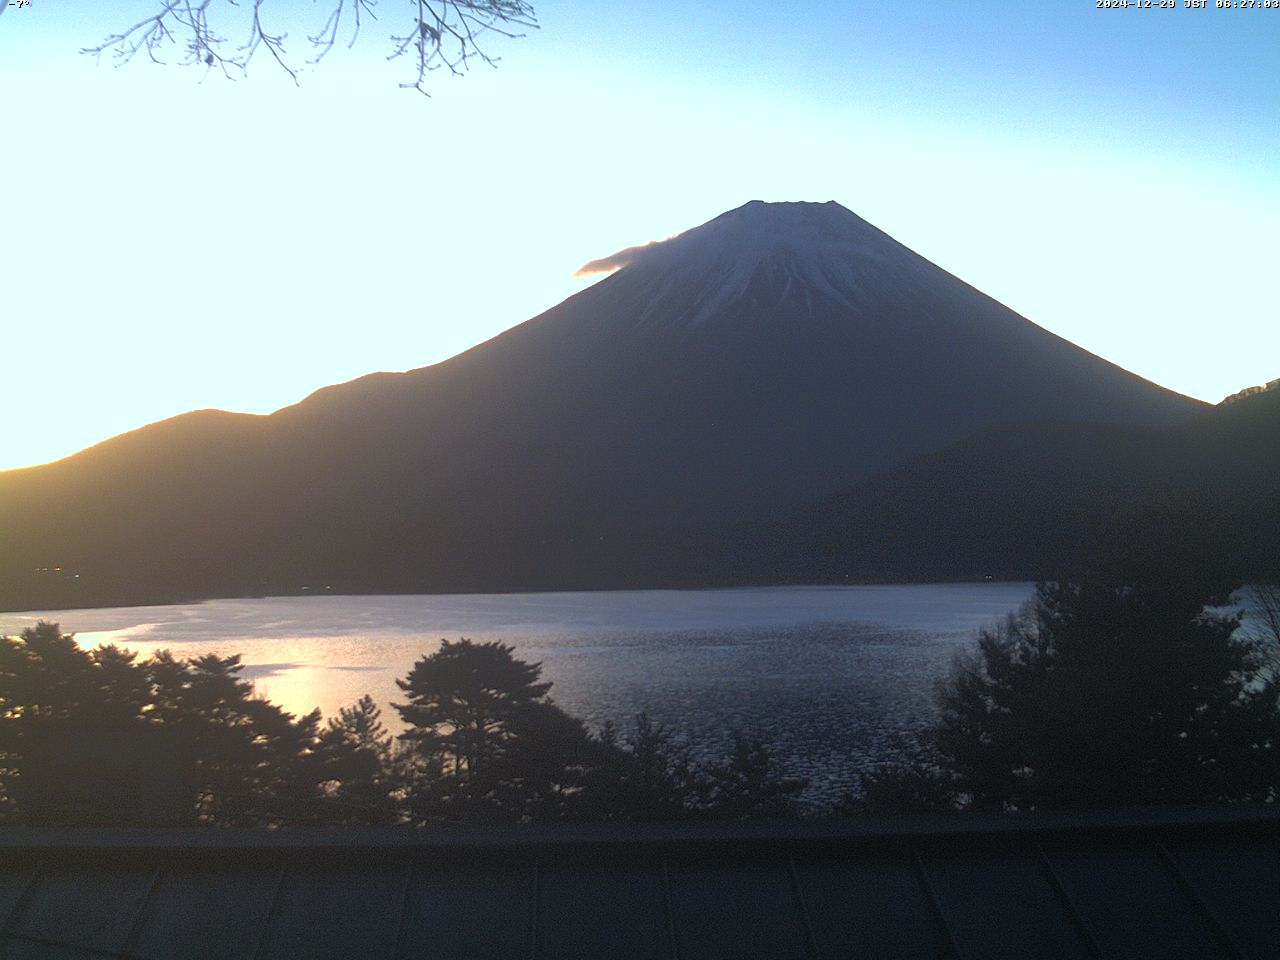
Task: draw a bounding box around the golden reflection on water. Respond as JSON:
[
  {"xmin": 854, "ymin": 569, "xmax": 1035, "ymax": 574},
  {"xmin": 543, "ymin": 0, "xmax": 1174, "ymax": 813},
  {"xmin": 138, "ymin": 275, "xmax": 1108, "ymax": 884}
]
[
  {"xmin": 4, "ymin": 585, "xmax": 1039, "ymax": 799},
  {"xmin": 75, "ymin": 630, "xmax": 444, "ymax": 726}
]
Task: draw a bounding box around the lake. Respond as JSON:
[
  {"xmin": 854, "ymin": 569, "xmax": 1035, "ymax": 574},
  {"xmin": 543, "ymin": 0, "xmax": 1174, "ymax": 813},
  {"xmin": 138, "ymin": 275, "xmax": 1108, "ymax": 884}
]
[{"xmin": 0, "ymin": 583, "xmax": 1035, "ymax": 801}]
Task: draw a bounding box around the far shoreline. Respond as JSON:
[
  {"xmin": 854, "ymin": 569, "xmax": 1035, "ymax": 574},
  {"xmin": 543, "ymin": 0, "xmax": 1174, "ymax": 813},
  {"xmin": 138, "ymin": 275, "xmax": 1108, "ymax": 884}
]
[{"xmin": 0, "ymin": 576, "xmax": 1029, "ymax": 620}]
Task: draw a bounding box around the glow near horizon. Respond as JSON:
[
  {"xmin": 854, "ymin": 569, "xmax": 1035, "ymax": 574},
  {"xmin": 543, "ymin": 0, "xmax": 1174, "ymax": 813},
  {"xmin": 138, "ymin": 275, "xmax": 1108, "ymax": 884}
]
[{"xmin": 2, "ymin": 1, "xmax": 1277, "ymax": 470}]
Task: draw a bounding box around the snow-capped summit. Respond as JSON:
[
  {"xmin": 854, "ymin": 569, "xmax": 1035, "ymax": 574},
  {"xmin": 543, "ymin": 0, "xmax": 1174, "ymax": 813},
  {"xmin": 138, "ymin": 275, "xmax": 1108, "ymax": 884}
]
[
  {"xmin": 575, "ymin": 201, "xmax": 935, "ymax": 330},
  {"xmin": 579, "ymin": 201, "xmax": 888, "ymax": 278}
]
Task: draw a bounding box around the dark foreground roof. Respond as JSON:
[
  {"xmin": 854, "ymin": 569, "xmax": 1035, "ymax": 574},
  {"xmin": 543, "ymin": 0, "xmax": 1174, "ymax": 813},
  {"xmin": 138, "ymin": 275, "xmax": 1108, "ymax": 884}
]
[{"xmin": 1, "ymin": 806, "xmax": 1278, "ymax": 960}]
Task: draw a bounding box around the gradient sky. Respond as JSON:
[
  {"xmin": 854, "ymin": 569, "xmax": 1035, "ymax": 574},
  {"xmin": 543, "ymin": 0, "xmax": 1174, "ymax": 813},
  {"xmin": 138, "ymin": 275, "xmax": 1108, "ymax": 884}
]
[{"xmin": 3, "ymin": 0, "xmax": 1277, "ymax": 470}]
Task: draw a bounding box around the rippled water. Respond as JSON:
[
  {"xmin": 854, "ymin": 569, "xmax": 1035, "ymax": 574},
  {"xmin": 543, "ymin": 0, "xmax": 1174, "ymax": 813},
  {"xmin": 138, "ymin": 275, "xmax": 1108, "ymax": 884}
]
[{"xmin": 1, "ymin": 584, "xmax": 1035, "ymax": 801}]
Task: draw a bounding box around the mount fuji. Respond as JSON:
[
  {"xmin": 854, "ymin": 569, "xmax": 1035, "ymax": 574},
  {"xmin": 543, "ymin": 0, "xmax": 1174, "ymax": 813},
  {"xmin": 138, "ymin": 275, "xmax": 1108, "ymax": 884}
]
[{"xmin": 0, "ymin": 201, "xmax": 1202, "ymax": 608}]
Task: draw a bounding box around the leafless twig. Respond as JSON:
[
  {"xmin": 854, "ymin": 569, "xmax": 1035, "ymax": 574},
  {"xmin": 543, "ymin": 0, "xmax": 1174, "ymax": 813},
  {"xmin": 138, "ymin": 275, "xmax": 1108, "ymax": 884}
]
[
  {"xmin": 389, "ymin": 0, "xmax": 536, "ymax": 96},
  {"xmin": 82, "ymin": 0, "xmax": 536, "ymax": 92},
  {"xmin": 1244, "ymin": 583, "xmax": 1280, "ymax": 683},
  {"xmin": 308, "ymin": 0, "xmax": 379, "ymax": 66}
]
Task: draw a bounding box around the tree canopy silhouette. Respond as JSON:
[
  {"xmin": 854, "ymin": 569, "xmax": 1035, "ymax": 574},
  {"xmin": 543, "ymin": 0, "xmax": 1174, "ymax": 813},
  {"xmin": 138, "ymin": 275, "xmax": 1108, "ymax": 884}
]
[
  {"xmin": 315, "ymin": 694, "xmax": 401, "ymax": 825},
  {"xmin": 582, "ymin": 714, "xmax": 713, "ymax": 822},
  {"xmin": 0, "ymin": 623, "xmax": 329, "ymax": 826},
  {"xmin": 860, "ymin": 574, "xmax": 1280, "ymax": 812},
  {"xmin": 395, "ymin": 638, "xmax": 551, "ymax": 776},
  {"xmin": 394, "ymin": 638, "xmax": 595, "ymax": 821},
  {"xmin": 1, "ymin": 625, "xmax": 805, "ymax": 827},
  {"xmin": 393, "ymin": 639, "xmax": 806, "ymax": 823}
]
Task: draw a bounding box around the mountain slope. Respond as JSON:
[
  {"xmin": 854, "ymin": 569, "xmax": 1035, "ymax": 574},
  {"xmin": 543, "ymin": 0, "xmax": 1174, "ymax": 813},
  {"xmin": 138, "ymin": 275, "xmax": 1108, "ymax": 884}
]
[
  {"xmin": 780, "ymin": 384, "xmax": 1280, "ymax": 584},
  {"xmin": 0, "ymin": 201, "xmax": 1203, "ymax": 609}
]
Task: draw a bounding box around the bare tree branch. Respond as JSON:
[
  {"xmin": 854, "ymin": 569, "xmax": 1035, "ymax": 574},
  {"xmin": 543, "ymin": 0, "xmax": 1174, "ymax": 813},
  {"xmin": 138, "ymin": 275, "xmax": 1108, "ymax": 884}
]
[
  {"xmin": 389, "ymin": 0, "xmax": 535, "ymax": 96},
  {"xmin": 82, "ymin": 0, "xmax": 536, "ymax": 93},
  {"xmin": 1244, "ymin": 583, "xmax": 1280, "ymax": 684},
  {"xmin": 308, "ymin": 0, "xmax": 379, "ymax": 67}
]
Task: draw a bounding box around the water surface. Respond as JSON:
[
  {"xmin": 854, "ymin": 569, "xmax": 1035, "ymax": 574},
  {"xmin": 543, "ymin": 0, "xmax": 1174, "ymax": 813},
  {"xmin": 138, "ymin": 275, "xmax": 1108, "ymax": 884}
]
[{"xmin": 1, "ymin": 584, "xmax": 1035, "ymax": 800}]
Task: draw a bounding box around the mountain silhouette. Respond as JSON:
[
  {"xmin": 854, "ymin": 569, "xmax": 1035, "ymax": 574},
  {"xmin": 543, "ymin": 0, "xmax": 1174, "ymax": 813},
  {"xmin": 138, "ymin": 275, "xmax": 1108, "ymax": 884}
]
[
  {"xmin": 781, "ymin": 383, "xmax": 1280, "ymax": 585},
  {"xmin": 0, "ymin": 201, "xmax": 1203, "ymax": 609}
]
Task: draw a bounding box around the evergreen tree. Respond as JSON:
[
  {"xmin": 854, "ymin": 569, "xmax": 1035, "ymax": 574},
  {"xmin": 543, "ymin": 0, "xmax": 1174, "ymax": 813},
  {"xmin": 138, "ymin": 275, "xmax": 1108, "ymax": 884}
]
[
  {"xmin": 576, "ymin": 714, "xmax": 709, "ymax": 822},
  {"xmin": 861, "ymin": 574, "xmax": 1280, "ymax": 811},
  {"xmin": 706, "ymin": 733, "xmax": 806, "ymax": 820},
  {"xmin": 394, "ymin": 639, "xmax": 590, "ymax": 822},
  {"xmin": 0, "ymin": 623, "xmax": 160, "ymax": 824},
  {"xmin": 0, "ymin": 623, "xmax": 330, "ymax": 826},
  {"xmin": 315, "ymin": 695, "xmax": 401, "ymax": 825},
  {"xmin": 145, "ymin": 651, "xmax": 325, "ymax": 825}
]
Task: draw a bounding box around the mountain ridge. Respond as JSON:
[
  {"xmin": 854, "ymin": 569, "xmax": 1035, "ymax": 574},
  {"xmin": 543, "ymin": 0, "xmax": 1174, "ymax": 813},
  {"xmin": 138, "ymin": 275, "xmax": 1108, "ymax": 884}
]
[
  {"xmin": 0, "ymin": 201, "xmax": 1208, "ymax": 610},
  {"xmin": 779, "ymin": 384, "xmax": 1280, "ymax": 585}
]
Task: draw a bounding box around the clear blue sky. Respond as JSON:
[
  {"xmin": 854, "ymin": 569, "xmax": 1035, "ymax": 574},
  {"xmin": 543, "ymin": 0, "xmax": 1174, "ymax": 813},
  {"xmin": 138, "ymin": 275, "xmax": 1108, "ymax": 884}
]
[{"xmin": 3, "ymin": 0, "xmax": 1277, "ymax": 469}]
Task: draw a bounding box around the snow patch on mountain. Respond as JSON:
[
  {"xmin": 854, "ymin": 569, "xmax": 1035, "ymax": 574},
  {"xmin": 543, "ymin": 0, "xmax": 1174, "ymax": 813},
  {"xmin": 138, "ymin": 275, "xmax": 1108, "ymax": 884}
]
[{"xmin": 577, "ymin": 201, "xmax": 947, "ymax": 330}]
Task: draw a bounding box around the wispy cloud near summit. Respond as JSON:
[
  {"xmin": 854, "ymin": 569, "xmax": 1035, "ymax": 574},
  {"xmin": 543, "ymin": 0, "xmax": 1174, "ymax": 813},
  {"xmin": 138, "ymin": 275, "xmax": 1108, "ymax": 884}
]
[{"xmin": 573, "ymin": 241, "xmax": 661, "ymax": 277}]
